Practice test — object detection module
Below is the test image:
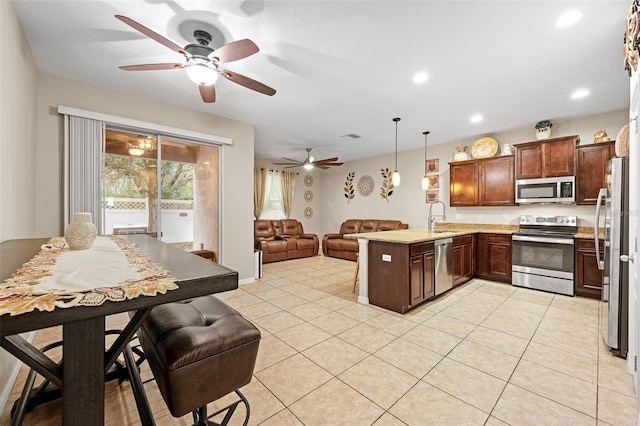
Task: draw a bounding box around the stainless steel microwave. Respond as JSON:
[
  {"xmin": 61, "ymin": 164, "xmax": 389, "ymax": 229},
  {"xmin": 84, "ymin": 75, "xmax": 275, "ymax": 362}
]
[{"xmin": 515, "ymin": 176, "xmax": 575, "ymax": 204}]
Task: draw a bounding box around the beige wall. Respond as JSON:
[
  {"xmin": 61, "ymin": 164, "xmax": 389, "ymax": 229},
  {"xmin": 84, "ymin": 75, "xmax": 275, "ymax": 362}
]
[
  {"xmin": 0, "ymin": 0, "xmax": 39, "ymax": 411},
  {"xmin": 316, "ymin": 110, "xmax": 628, "ymax": 237},
  {"xmin": 35, "ymin": 73, "xmax": 255, "ymax": 280},
  {"xmin": 0, "ymin": 1, "xmax": 38, "ymax": 242}
]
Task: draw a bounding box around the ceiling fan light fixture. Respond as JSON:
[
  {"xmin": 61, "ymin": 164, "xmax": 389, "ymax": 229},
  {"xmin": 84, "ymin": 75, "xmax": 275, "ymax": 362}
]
[
  {"xmin": 185, "ymin": 58, "xmax": 218, "ymax": 86},
  {"xmin": 128, "ymin": 147, "xmax": 145, "ymax": 156},
  {"xmin": 303, "ymin": 162, "xmax": 314, "ymax": 170}
]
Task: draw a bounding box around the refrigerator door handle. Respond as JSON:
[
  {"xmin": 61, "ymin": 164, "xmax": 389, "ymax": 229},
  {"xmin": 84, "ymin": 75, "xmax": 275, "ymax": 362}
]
[{"xmin": 594, "ymin": 187, "xmax": 607, "ymax": 270}]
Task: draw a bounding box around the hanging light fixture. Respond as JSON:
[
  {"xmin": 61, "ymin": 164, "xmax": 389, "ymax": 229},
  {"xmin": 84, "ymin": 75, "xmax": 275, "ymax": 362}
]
[
  {"xmin": 421, "ymin": 131, "xmax": 430, "ymax": 190},
  {"xmin": 128, "ymin": 135, "xmax": 156, "ymax": 156},
  {"xmin": 391, "ymin": 117, "xmax": 401, "ymax": 186}
]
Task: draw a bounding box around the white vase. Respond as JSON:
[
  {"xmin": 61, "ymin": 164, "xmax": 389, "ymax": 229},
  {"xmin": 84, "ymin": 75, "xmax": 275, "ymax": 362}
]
[{"xmin": 65, "ymin": 212, "xmax": 97, "ymax": 250}]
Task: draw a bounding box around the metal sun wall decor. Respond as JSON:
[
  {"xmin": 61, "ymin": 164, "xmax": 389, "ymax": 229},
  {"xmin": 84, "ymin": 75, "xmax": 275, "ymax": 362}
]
[
  {"xmin": 625, "ymin": 0, "xmax": 640, "ymax": 76},
  {"xmin": 380, "ymin": 168, "xmax": 395, "ymax": 202},
  {"xmin": 358, "ymin": 175, "xmax": 375, "ymax": 196},
  {"xmin": 344, "ymin": 172, "xmax": 356, "ymax": 203}
]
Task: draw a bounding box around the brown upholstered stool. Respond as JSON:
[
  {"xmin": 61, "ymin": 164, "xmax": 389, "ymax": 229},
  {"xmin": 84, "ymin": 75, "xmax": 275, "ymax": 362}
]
[{"xmin": 136, "ymin": 296, "xmax": 261, "ymax": 425}]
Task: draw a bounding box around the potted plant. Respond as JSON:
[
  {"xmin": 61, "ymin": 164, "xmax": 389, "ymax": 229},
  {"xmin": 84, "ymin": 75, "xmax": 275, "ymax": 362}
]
[{"xmin": 535, "ymin": 120, "xmax": 553, "ymax": 140}]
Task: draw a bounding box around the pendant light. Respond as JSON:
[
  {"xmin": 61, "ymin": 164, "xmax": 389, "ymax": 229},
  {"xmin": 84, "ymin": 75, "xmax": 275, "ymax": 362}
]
[
  {"xmin": 391, "ymin": 117, "xmax": 401, "ymax": 186},
  {"xmin": 421, "ymin": 131, "xmax": 430, "ymax": 190}
]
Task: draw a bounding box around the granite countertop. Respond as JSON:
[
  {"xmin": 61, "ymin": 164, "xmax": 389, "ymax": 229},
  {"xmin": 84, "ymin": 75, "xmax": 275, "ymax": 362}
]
[
  {"xmin": 575, "ymin": 227, "xmax": 604, "ymax": 240},
  {"xmin": 346, "ymin": 223, "xmax": 604, "ymax": 244},
  {"xmin": 346, "ymin": 223, "xmax": 518, "ymax": 244}
]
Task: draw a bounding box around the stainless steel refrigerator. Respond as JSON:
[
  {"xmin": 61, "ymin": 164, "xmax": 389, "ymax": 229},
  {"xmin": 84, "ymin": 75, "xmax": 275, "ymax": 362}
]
[{"xmin": 595, "ymin": 156, "xmax": 630, "ymax": 358}]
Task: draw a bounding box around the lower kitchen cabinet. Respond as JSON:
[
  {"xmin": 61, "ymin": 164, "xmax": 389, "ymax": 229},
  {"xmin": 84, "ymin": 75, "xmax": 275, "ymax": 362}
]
[
  {"xmin": 369, "ymin": 240, "xmax": 434, "ymax": 313},
  {"xmin": 453, "ymin": 235, "xmax": 474, "ymax": 286},
  {"xmin": 575, "ymin": 238, "xmax": 604, "ymax": 299},
  {"xmin": 476, "ymin": 233, "xmax": 511, "ymax": 283}
]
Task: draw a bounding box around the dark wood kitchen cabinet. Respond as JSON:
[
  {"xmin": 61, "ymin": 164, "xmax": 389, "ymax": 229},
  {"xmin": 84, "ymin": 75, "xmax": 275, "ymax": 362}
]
[
  {"xmin": 453, "ymin": 235, "xmax": 474, "ymax": 286},
  {"xmin": 369, "ymin": 240, "xmax": 434, "ymax": 314},
  {"xmin": 475, "ymin": 233, "xmax": 512, "ymax": 283},
  {"xmin": 449, "ymin": 161, "xmax": 478, "ymax": 206},
  {"xmin": 576, "ymin": 141, "xmax": 615, "ymax": 205},
  {"xmin": 515, "ymin": 135, "xmax": 579, "ymax": 179},
  {"xmin": 575, "ymin": 238, "xmax": 604, "ymax": 299},
  {"xmin": 449, "ymin": 156, "xmax": 515, "ymax": 207}
]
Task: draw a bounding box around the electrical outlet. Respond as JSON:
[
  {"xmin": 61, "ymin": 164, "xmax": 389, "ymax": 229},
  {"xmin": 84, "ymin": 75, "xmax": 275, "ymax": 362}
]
[{"xmin": 478, "ymin": 214, "xmax": 484, "ymax": 220}]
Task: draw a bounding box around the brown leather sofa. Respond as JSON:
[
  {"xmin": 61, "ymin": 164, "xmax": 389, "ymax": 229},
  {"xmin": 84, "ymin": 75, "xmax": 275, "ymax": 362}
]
[
  {"xmin": 322, "ymin": 219, "xmax": 408, "ymax": 261},
  {"xmin": 254, "ymin": 219, "xmax": 319, "ymax": 263}
]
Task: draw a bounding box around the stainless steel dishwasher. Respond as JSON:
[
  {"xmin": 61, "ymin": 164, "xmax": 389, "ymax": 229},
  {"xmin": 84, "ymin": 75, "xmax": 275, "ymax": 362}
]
[{"xmin": 434, "ymin": 238, "xmax": 454, "ymax": 296}]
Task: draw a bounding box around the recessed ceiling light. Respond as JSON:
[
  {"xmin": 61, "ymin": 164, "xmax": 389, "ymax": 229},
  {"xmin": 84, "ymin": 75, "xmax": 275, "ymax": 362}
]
[
  {"xmin": 413, "ymin": 72, "xmax": 429, "ymax": 83},
  {"xmin": 470, "ymin": 114, "xmax": 483, "ymax": 123},
  {"xmin": 556, "ymin": 11, "xmax": 583, "ymax": 28},
  {"xmin": 571, "ymin": 89, "xmax": 590, "ymax": 99}
]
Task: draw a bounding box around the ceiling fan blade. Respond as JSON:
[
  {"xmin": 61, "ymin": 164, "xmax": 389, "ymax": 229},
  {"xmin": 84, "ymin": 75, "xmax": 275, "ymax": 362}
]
[
  {"xmin": 322, "ymin": 162, "xmax": 343, "ymax": 167},
  {"xmin": 199, "ymin": 84, "xmax": 216, "ymax": 103},
  {"xmin": 115, "ymin": 15, "xmax": 185, "ymax": 55},
  {"xmin": 210, "ymin": 39, "xmax": 259, "ymax": 63},
  {"xmin": 273, "ymin": 162, "xmax": 300, "ymax": 166},
  {"xmin": 283, "ymin": 165, "xmax": 300, "ymax": 169},
  {"xmin": 314, "ymin": 157, "xmax": 339, "ymax": 164},
  {"xmin": 119, "ymin": 63, "xmax": 184, "ymax": 71},
  {"xmin": 315, "ymin": 165, "xmax": 330, "ymax": 169},
  {"xmin": 281, "ymin": 157, "xmax": 301, "ymax": 163},
  {"xmin": 220, "ymin": 69, "xmax": 276, "ymax": 96}
]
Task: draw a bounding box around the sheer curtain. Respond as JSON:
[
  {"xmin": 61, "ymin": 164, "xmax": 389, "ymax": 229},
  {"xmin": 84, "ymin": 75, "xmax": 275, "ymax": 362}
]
[
  {"xmin": 254, "ymin": 168, "xmax": 268, "ymax": 219},
  {"xmin": 276, "ymin": 170, "xmax": 297, "ymax": 218},
  {"xmin": 63, "ymin": 115, "xmax": 104, "ymax": 233}
]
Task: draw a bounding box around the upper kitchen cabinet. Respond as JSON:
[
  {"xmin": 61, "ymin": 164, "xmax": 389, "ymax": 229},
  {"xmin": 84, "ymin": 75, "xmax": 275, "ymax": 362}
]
[
  {"xmin": 576, "ymin": 141, "xmax": 615, "ymax": 205},
  {"xmin": 514, "ymin": 135, "xmax": 579, "ymax": 179},
  {"xmin": 450, "ymin": 156, "xmax": 515, "ymax": 207}
]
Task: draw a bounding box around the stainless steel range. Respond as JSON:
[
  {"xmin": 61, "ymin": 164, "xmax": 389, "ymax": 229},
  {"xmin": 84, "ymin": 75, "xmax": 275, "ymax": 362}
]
[{"xmin": 511, "ymin": 215, "xmax": 578, "ymax": 296}]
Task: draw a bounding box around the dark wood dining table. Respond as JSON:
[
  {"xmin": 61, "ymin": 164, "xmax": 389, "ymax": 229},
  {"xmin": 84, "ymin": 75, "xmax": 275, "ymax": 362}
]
[{"xmin": 0, "ymin": 235, "xmax": 238, "ymax": 425}]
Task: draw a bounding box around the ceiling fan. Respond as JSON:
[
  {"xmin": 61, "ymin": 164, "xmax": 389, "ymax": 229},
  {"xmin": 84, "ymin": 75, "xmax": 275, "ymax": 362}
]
[
  {"xmin": 114, "ymin": 15, "xmax": 276, "ymax": 103},
  {"xmin": 274, "ymin": 148, "xmax": 343, "ymax": 170}
]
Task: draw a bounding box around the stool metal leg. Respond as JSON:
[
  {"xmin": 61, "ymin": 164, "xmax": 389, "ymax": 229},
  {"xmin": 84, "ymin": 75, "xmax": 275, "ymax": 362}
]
[{"xmin": 193, "ymin": 390, "xmax": 250, "ymax": 426}]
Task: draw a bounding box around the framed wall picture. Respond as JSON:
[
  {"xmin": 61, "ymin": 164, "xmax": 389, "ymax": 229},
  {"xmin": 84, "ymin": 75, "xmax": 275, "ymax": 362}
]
[
  {"xmin": 426, "ymin": 190, "xmax": 439, "ymax": 203},
  {"xmin": 426, "ymin": 158, "xmax": 439, "ymax": 173}
]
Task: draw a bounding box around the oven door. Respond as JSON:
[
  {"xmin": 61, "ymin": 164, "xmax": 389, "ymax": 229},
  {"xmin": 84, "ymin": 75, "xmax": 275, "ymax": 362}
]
[{"xmin": 512, "ymin": 234, "xmax": 574, "ymax": 278}]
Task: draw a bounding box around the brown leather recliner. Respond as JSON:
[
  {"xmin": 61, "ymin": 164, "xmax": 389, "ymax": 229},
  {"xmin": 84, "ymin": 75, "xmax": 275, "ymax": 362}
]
[
  {"xmin": 254, "ymin": 219, "xmax": 319, "ymax": 263},
  {"xmin": 322, "ymin": 219, "xmax": 408, "ymax": 261}
]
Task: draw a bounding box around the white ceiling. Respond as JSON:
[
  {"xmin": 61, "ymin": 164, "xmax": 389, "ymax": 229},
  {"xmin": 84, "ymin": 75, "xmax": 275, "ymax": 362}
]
[{"xmin": 13, "ymin": 0, "xmax": 630, "ymax": 164}]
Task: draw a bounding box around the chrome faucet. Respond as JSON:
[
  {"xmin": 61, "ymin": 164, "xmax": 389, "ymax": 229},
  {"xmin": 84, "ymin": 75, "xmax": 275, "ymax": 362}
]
[{"xmin": 428, "ymin": 201, "xmax": 447, "ymax": 231}]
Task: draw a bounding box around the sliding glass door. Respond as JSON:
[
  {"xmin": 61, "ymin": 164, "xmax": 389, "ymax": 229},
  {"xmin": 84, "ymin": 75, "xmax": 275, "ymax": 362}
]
[{"xmin": 103, "ymin": 129, "xmax": 219, "ymax": 255}]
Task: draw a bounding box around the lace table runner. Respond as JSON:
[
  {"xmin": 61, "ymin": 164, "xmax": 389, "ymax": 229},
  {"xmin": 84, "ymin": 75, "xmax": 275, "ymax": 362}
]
[{"xmin": 0, "ymin": 236, "xmax": 178, "ymax": 316}]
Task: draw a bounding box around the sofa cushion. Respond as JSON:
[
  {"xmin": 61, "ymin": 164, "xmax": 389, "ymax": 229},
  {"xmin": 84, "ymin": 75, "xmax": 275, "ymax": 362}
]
[
  {"xmin": 254, "ymin": 220, "xmax": 275, "ymax": 245},
  {"xmin": 272, "ymin": 220, "xmax": 284, "ymax": 236},
  {"xmin": 281, "ymin": 219, "xmax": 301, "ymax": 237},
  {"xmin": 340, "ymin": 220, "xmax": 362, "ymax": 235},
  {"xmin": 378, "ymin": 220, "xmax": 403, "ymax": 231},
  {"xmin": 296, "ymin": 239, "xmax": 316, "ymax": 250},
  {"xmin": 360, "ymin": 220, "xmax": 379, "ymax": 233},
  {"xmin": 267, "ymin": 240, "xmax": 289, "ymax": 253}
]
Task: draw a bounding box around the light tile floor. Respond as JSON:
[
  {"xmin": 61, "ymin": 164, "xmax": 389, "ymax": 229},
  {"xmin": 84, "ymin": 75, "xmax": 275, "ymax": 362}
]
[{"xmin": 2, "ymin": 255, "xmax": 637, "ymax": 425}]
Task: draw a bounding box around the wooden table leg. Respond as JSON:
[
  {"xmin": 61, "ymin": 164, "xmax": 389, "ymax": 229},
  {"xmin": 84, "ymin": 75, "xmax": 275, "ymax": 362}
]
[{"xmin": 63, "ymin": 316, "xmax": 105, "ymax": 425}]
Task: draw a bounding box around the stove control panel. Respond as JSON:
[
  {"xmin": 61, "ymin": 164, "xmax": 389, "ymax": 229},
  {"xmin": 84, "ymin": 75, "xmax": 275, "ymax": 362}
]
[{"xmin": 519, "ymin": 215, "xmax": 577, "ymax": 226}]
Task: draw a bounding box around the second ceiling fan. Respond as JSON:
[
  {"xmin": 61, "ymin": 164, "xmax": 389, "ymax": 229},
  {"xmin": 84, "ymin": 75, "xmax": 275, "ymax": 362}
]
[
  {"xmin": 274, "ymin": 148, "xmax": 343, "ymax": 170},
  {"xmin": 115, "ymin": 15, "xmax": 276, "ymax": 103}
]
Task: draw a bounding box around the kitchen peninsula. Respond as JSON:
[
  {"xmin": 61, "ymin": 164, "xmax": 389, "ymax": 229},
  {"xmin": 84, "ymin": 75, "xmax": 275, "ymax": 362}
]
[{"xmin": 347, "ymin": 224, "xmax": 516, "ymax": 313}]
